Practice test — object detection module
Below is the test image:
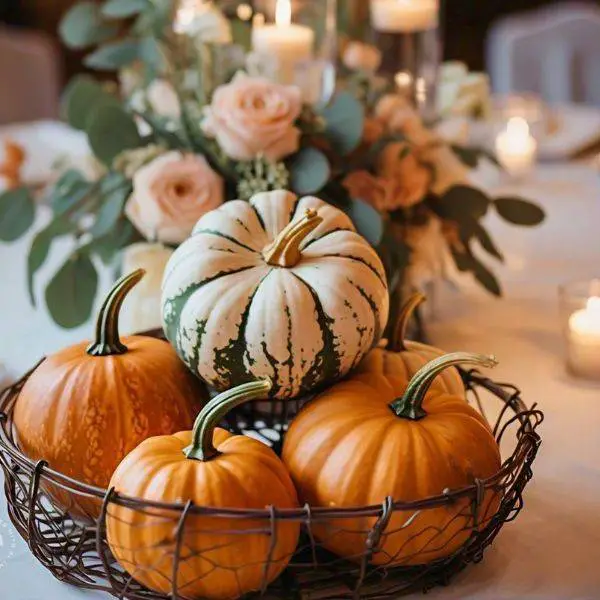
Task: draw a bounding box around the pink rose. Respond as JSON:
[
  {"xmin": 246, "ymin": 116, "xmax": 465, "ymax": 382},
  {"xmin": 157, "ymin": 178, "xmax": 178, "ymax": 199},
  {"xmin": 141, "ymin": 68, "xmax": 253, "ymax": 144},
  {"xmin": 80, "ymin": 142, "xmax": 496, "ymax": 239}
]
[
  {"xmin": 125, "ymin": 151, "xmax": 224, "ymax": 244},
  {"xmin": 343, "ymin": 41, "xmax": 382, "ymax": 73},
  {"xmin": 201, "ymin": 73, "xmax": 303, "ymax": 162}
]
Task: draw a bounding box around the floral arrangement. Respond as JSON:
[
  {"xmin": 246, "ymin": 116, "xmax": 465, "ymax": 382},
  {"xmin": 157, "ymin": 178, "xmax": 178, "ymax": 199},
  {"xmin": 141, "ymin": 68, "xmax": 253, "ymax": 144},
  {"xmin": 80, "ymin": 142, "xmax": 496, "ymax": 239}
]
[{"xmin": 0, "ymin": 0, "xmax": 544, "ymax": 330}]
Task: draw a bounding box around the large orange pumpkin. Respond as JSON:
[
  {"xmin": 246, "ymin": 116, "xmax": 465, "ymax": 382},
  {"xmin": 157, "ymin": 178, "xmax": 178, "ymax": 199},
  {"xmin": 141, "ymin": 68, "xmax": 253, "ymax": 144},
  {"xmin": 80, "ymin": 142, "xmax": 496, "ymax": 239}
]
[
  {"xmin": 13, "ymin": 269, "xmax": 205, "ymax": 521},
  {"xmin": 282, "ymin": 353, "xmax": 502, "ymax": 566},
  {"xmin": 353, "ymin": 293, "xmax": 464, "ymax": 394},
  {"xmin": 106, "ymin": 379, "xmax": 300, "ymax": 600}
]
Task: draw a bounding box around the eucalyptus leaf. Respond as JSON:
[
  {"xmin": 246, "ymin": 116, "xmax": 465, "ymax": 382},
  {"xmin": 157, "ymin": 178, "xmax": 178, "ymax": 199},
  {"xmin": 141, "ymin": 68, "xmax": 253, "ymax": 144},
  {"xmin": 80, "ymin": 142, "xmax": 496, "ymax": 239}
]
[
  {"xmin": 289, "ymin": 147, "xmax": 331, "ymax": 195},
  {"xmin": 84, "ymin": 39, "xmax": 140, "ymax": 70},
  {"xmin": 320, "ymin": 92, "xmax": 364, "ymax": 156},
  {"xmin": 0, "ymin": 187, "xmax": 35, "ymax": 242},
  {"xmin": 59, "ymin": 1, "xmax": 119, "ymax": 49},
  {"xmin": 438, "ymin": 185, "xmax": 490, "ymax": 221},
  {"xmin": 102, "ymin": 0, "xmax": 149, "ymax": 18},
  {"xmin": 346, "ymin": 198, "xmax": 384, "ymax": 246},
  {"xmin": 138, "ymin": 36, "xmax": 165, "ymax": 73},
  {"xmin": 89, "ymin": 218, "xmax": 141, "ymax": 265},
  {"xmin": 27, "ymin": 228, "xmax": 54, "ymax": 306},
  {"xmin": 45, "ymin": 253, "xmax": 99, "ymax": 329},
  {"xmin": 495, "ymin": 197, "xmax": 545, "ymax": 226},
  {"xmin": 87, "ymin": 105, "xmax": 143, "ymax": 165},
  {"xmin": 91, "ymin": 177, "xmax": 132, "ymax": 238},
  {"xmin": 62, "ymin": 76, "xmax": 120, "ymax": 130},
  {"xmin": 50, "ymin": 169, "xmax": 92, "ymax": 214}
]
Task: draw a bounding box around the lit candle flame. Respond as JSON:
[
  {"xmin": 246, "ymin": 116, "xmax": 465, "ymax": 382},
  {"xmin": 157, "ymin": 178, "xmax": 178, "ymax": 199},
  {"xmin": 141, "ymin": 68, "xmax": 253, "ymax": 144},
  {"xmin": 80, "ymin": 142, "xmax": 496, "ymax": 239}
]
[
  {"xmin": 506, "ymin": 117, "xmax": 530, "ymax": 139},
  {"xmin": 587, "ymin": 297, "xmax": 600, "ymax": 314},
  {"xmin": 275, "ymin": 0, "xmax": 292, "ymax": 26}
]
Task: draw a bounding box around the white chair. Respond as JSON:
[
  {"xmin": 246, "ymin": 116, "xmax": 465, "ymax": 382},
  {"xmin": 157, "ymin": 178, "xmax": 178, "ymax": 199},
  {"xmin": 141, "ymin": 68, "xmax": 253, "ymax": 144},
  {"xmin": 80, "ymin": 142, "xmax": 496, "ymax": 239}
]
[
  {"xmin": 0, "ymin": 26, "xmax": 62, "ymax": 124},
  {"xmin": 487, "ymin": 2, "xmax": 600, "ymax": 105}
]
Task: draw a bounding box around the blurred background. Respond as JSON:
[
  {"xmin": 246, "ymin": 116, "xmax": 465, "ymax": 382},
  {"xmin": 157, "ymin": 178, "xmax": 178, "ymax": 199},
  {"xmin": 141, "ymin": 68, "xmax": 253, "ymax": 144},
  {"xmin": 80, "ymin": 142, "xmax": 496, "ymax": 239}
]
[{"xmin": 1, "ymin": 0, "xmax": 600, "ymax": 125}]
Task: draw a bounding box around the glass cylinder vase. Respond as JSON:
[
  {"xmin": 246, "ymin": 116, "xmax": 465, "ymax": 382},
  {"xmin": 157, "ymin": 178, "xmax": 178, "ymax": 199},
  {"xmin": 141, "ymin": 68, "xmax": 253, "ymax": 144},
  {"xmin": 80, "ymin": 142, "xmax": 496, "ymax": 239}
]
[
  {"xmin": 250, "ymin": 0, "xmax": 338, "ymax": 105},
  {"xmin": 370, "ymin": 0, "xmax": 442, "ymax": 120}
]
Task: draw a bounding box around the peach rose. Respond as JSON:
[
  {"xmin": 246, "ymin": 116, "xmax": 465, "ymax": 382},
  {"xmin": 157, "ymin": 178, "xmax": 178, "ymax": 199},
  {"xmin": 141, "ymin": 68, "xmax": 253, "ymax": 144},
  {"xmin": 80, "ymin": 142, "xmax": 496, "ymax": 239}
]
[
  {"xmin": 343, "ymin": 41, "xmax": 382, "ymax": 73},
  {"xmin": 343, "ymin": 170, "xmax": 391, "ymax": 212},
  {"xmin": 201, "ymin": 73, "xmax": 303, "ymax": 162},
  {"xmin": 374, "ymin": 94, "xmax": 436, "ymax": 147},
  {"xmin": 0, "ymin": 140, "xmax": 26, "ymax": 191},
  {"xmin": 377, "ymin": 142, "xmax": 431, "ymax": 209},
  {"xmin": 125, "ymin": 151, "xmax": 224, "ymax": 244}
]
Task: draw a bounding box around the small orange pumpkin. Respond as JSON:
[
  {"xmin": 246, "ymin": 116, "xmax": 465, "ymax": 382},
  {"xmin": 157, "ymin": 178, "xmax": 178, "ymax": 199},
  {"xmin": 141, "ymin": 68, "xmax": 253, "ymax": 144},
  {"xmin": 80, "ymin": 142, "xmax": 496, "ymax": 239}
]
[
  {"xmin": 107, "ymin": 379, "xmax": 300, "ymax": 600},
  {"xmin": 282, "ymin": 353, "xmax": 502, "ymax": 566},
  {"xmin": 353, "ymin": 293, "xmax": 464, "ymax": 394},
  {"xmin": 13, "ymin": 269, "xmax": 205, "ymax": 521}
]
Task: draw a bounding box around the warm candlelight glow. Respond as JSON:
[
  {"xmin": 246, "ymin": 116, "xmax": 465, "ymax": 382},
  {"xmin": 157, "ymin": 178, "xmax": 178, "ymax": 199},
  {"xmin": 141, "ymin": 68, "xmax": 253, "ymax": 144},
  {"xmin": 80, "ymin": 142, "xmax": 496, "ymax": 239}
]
[
  {"xmin": 237, "ymin": 3, "xmax": 253, "ymax": 21},
  {"xmin": 395, "ymin": 71, "xmax": 412, "ymax": 89},
  {"xmin": 370, "ymin": 0, "xmax": 439, "ymax": 33},
  {"xmin": 495, "ymin": 117, "xmax": 537, "ymax": 177},
  {"xmin": 276, "ymin": 0, "xmax": 292, "ymax": 26}
]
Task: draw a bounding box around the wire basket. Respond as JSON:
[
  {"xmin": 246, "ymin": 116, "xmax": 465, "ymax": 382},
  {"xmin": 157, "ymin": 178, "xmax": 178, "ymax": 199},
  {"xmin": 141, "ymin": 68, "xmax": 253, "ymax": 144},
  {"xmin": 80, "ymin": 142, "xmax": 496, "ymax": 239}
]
[{"xmin": 0, "ymin": 341, "xmax": 542, "ymax": 600}]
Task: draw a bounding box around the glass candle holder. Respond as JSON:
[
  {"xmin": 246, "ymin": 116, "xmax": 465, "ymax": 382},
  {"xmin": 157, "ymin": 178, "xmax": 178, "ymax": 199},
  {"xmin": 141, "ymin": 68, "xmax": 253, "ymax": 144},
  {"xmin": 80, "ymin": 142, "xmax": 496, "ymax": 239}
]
[
  {"xmin": 370, "ymin": 0, "xmax": 442, "ymax": 120},
  {"xmin": 250, "ymin": 0, "xmax": 338, "ymax": 105},
  {"xmin": 560, "ymin": 280, "xmax": 600, "ymax": 381}
]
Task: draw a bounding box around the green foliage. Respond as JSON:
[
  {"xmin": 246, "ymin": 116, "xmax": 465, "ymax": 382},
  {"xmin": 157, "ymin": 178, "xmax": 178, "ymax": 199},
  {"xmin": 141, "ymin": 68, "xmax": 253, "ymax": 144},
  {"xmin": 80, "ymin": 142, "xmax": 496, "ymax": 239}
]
[
  {"xmin": 437, "ymin": 185, "xmax": 491, "ymax": 221},
  {"xmin": 289, "ymin": 148, "xmax": 331, "ymax": 195},
  {"xmin": 376, "ymin": 224, "xmax": 411, "ymax": 293},
  {"xmin": 451, "ymin": 145, "xmax": 501, "ymax": 169},
  {"xmin": 102, "ymin": 0, "xmax": 150, "ymax": 19},
  {"xmin": 346, "ymin": 198, "xmax": 384, "ymax": 247},
  {"xmin": 320, "ymin": 92, "xmax": 365, "ymax": 156},
  {"xmin": 62, "ymin": 76, "xmax": 120, "ymax": 130},
  {"xmin": 84, "ymin": 39, "xmax": 141, "ymax": 70},
  {"xmin": 0, "ymin": 188, "xmax": 35, "ymax": 242},
  {"xmin": 87, "ymin": 105, "xmax": 143, "ymax": 165},
  {"xmin": 495, "ymin": 196, "xmax": 545, "ymax": 226},
  {"xmin": 90, "ymin": 174, "xmax": 132, "ymax": 237},
  {"xmin": 59, "ymin": 1, "xmax": 119, "ymax": 49},
  {"xmin": 45, "ymin": 253, "xmax": 99, "ymax": 329}
]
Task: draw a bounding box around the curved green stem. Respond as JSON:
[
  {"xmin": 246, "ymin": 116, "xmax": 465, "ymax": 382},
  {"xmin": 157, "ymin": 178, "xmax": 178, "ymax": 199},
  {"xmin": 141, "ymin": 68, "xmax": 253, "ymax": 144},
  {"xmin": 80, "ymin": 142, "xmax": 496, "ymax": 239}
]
[
  {"xmin": 389, "ymin": 292, "xmax": 426, "ymax": 352},
  {"xmin": 263, "ymin": 208, "xmax": 323, "ymax": 267},
  {"xmin": 184, "ymin": 379, "xmax": 273, "ymax": 461},
  {"xmin": 86, "ymin": 269, "xmax": 145, "ymax": 357},
  {"xmin": 390, "ymin": 353, "xmax": 498, "ymax": 420}
]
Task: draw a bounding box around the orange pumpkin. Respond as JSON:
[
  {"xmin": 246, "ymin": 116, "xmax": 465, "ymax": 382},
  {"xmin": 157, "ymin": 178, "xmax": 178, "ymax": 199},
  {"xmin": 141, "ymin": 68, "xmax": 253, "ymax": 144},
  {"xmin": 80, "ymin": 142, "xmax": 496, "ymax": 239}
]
[
  {"xmin": 13, "ymin": 269, "xmax": 205, "ymax": 521},
  {"xmin": 107, "ymin": 379, "xmax": 300, "ymax": 600},
  {"xmin": 353, "ymin": 293, "xmax": 464, "ymax": 394},
  {"xmin": 282, "ymin": 353, "xmax": 502, "ymax": 566}
]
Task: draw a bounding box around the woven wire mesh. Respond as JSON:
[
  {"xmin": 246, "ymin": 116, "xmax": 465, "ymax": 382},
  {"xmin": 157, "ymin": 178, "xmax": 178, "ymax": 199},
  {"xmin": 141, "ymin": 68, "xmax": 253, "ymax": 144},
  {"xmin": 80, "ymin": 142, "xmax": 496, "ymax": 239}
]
[{"xmin": 0, "ymin": 356, "xmax": 542, "ymax": 600}]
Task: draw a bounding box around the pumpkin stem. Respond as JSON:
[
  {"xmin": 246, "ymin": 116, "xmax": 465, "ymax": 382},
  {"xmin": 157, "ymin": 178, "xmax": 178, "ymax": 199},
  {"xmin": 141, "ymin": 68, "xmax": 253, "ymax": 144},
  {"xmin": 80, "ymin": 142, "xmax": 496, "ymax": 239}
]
[
  {"xmin": 263, "ymin": 208, "xmax": 323, "ymax": 268},
  {"xmin": 390, "ymin": 352, "xmax": 498, "ymax": 420},
  {"xmin": 86, "ymin": 269, "xmax": 145, "ymax": 357},
  {"xmin": 389, "ymin": 292, "xmax": 426, "ymax": 352},
  {"xmin": 184, "ymin": 379, "xmax": 273, "ymax": 461}
]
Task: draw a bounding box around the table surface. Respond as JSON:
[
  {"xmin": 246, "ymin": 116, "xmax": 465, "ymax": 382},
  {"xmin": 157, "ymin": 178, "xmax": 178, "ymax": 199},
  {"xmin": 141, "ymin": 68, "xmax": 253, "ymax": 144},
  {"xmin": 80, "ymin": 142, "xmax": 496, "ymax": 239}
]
[{"xmin": 1, "ymin": 123, "xmax": 600, "ymax": 599}]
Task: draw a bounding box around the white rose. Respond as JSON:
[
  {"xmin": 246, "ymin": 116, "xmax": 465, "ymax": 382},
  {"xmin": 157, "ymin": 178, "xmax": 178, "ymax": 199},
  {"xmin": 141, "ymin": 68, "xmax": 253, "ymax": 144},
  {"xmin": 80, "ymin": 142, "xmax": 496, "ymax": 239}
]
[
  {"xmin": 146, "ymin": 79, "xmax": 181, "ymax": 120},
  {"xmin": 174, "ymin": 0, "xmax": 232, "ymax": 44},
  {"xmin": 120, "ymin": 243, "xmax": 174, "ymax": 334}
]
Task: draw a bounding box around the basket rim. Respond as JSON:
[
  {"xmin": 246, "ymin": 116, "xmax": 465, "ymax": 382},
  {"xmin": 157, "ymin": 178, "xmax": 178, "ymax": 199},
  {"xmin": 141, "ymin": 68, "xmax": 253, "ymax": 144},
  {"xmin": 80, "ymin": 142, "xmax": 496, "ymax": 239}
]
[{"xmin": 0, "ymin": 355, "xmax": 543, "ymax": 521}]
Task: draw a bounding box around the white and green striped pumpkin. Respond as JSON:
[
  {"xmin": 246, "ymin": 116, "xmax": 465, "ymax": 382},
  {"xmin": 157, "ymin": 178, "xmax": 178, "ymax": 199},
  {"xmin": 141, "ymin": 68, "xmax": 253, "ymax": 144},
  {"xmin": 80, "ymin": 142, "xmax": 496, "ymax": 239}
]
[{"xmin": 161, "ymin": 190, "xmax": 389, "ymax": 399}]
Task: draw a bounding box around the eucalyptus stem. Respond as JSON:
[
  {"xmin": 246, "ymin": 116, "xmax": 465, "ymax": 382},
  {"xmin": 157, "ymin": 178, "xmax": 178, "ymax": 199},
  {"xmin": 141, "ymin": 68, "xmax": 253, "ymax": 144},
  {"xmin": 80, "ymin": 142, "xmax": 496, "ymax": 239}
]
[
  {"xmin": 390, "ymin": 353, "xmax": 498, "ymax": 420},
  {"xmin": 184, "ymin": 379, "xmax": 273, "ymax": 461},
  {"xmin": 389, "ymin": 292, "xmax": 426, "ymax": 352},
  {"xmin": 263, "ymin": 209, "xmax": 323, "ymax": 268},
  {"xmin": 86, "ymin": 269, "xmax": 145, "ymax": 357}
]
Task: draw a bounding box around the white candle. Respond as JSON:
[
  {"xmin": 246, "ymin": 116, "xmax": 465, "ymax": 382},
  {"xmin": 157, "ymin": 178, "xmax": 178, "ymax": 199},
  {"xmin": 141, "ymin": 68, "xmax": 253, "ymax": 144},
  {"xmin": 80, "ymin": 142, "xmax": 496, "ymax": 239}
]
[
  {"xmin": 371, "ymin": 0, "xmax": 439, "ymax": 33},
  {"xmin": 495, "ymin": 117, "xmax": 537, "ymax": 178},
  {"xmin": 568, "ymin": 297, "xmax": 600, "ymax": 380},
  {"xmin": 251, "ymin": 0, "xmax": 315, "ymax": 86}
]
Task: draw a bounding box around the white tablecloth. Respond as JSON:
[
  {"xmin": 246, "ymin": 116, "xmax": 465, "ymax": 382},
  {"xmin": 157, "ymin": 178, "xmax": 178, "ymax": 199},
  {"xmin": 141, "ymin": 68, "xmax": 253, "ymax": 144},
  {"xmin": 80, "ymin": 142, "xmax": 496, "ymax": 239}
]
[{"xmin": 1, "ymin": 123, "xmax": 600, "ymax": 599}]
